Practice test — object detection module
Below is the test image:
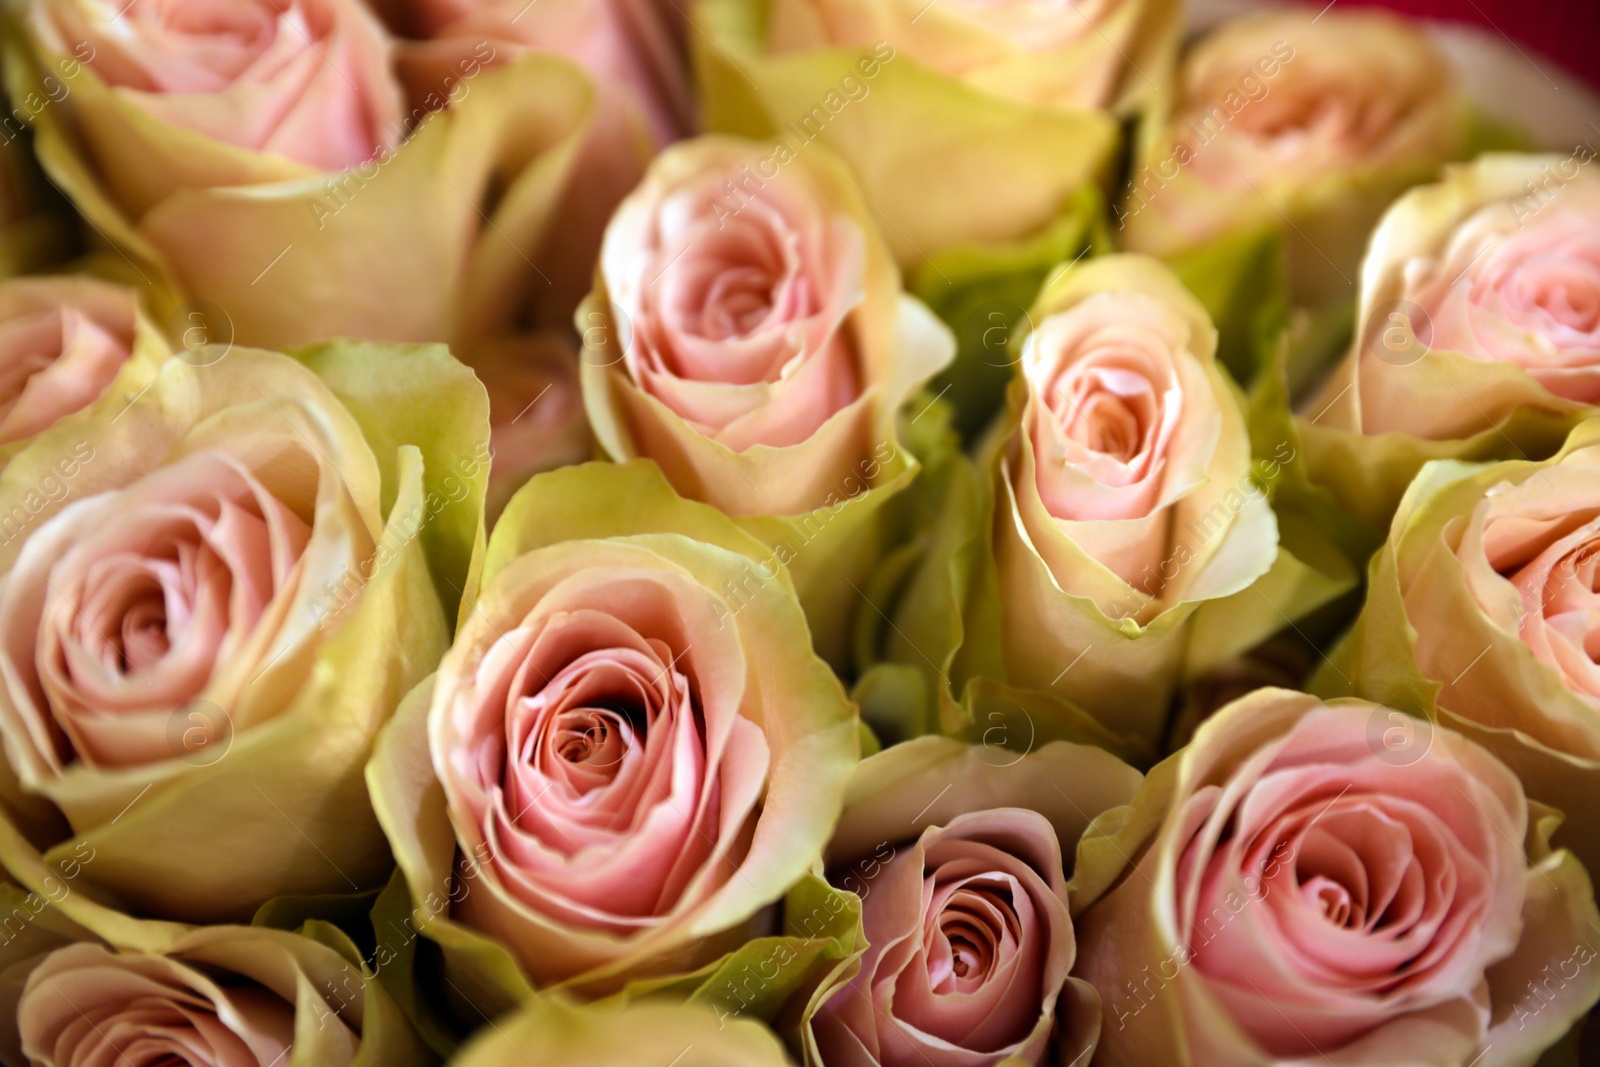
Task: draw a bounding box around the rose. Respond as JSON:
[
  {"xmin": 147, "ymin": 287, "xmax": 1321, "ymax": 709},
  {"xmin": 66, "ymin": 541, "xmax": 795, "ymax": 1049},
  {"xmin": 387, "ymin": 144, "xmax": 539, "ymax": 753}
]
[
  {"xmin": 582, "ymin": 135, "xmax": 952, "ymax": 666},
  {"xmin": 766, "ymin": 0, "xmax": 1177, "ymax": 112},
  {"xmin": 0, "ymin": 900, "xmax": 428, "ymax": 1067},
  {"xmin": 0, "ymin": 340, "xmax": 487, "ymax": 923},
  {"xmin": 9, "ymin": 0, "xmax": 598, "ymax": 353},
  {"xmin": 368, "ymin": 460, "xmax": 858, "ymax": 1008},
  {"xmin": 1320, "ymin": 418, "xmax": 1600, "ymax": 885},
  {"xmin": 1120, "ymin": 9, "xmax": 1470, "ymax": 307},
  {"xmin": 380, "ymin": 0, "xmax": 693, "ymax": 321},
  {"xmin": 689, "ymin": 2, "xmax": 1120, "ymax": 265},
  {"xmin": 31, "ymin": 0, "xmax": 402, "ymax": 172},
  {"xmin": 1300, "ymin": 154, "xmax": 1600, "ymax": 531},
  {"xmin": 0, "ymin": 276, "xmax": 169, "ymax": 458},
  {"xmin": 976, "ymin": 255, "xmax": 1317, "ymax": 744},
  {"xmin": 802, "ymin": 736, "xmax": 1141, "ymax": 1066},
  {"xmin": 449, "ymin": 997, "xmax": 794, "ymax": 1067},
  {"xmin": 1072, "ymin": 688, "xmax": 1600, "ymax": 1067}
]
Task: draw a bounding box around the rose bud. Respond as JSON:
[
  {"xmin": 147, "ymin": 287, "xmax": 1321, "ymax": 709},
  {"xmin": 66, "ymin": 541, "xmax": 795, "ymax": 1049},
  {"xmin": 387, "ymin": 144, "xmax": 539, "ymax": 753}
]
[
  {"xmin": 1301, "ymin": 153, "xmax": 1600, "ymax": 532},
  {"xmin": 450, "ymin": 997, "xmax": 794, "ymax": 1067},
  {"xmin": 0, "ymin": 913, "xmax": 428, "ymax": 1067},
  {"xmin": 1319, "ymin": 417, "xmax": 1600, "ymax": 887},
  {"xmin": 367, "ymin": 461, "xmax": 858, "ymax": 1009},
  {"xmin": 687, "ymin": 2, "xmax": 1122, "ymax": 265},
  {"xmin": 14, "ymin": 0, "xmax": 598, "ymax": 351},
  {"xmin": 1073, "ymin": 688, "xmax": 1600, "ymax": 1067},
  {"xmin": 0, "ymin": 341, "xmax": 488, "ymax": 923},
  {"xmin": 581, "ymin": 136, "xmax": 953, "ymax": 666},
  {"xmin": 802, "ymin": 736, "xmax": 1141, "ymax": 1066},
  {"xmin": 0, "ymin": 276, "xmax": 169, "ymax": 462},
  {"xmin": 972, "ymin": 255, "xmax": 1338, "ymax": 744},
  {"xmin": 1120, "ymin": 9, "xmax": 1472, "ymax": 307}
]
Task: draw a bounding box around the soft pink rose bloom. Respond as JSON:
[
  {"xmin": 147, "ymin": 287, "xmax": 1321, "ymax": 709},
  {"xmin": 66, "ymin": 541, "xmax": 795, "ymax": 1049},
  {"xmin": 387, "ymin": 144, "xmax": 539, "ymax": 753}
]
[
  {"xmin": 601, "ymin": 141, "xmax": 864, "ymax": 455},
  {"xmin": 427, "ymin": 524, "xmax": 856, "ymax": 989},
  {"xmin": 0, "ymin": 277, "xmax": 136, "ymax": 447},
  {"xmin": 1018, "ymin": 289, "xmax": 1220, "ymax": 588},
  {"xmin": 17, "ymin": 943, "xmax": 304, "ymax": 1067},
  {"xmin": 1365, "ymin": 179, "xmax": 1600, "ymax": 434},
  {"xmin": 32, "ymin": 0, "xmax": 403, "ymax": 171},
  {"xmin": 819, "ymin": 814, "xmax": 1075, "ymax": 1066},
  {"xmin": 1074, "ymin": 689, "xmax": 1600, "ymax": 1067},
  {"xmin": 806, "ymin": 737, "xmax": 1141, "ymax": 1067},
  {"xmin": 7, "ymin": 453, "xmax": 313, "ymax": 771}
]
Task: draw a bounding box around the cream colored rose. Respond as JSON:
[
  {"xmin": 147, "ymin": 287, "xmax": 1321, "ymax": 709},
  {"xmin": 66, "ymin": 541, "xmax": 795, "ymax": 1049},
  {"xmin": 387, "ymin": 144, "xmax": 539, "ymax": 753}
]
[{"xmin": 1122, "ymin": 9, "xmax": 1469, "ymax": 306}]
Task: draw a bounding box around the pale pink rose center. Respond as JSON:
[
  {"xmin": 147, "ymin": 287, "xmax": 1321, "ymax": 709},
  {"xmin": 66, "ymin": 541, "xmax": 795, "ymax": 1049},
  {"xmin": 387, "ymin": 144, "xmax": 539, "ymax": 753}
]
[{"xmin": 27, "ymin": 451, "xmax": 311, "ymax": 767}]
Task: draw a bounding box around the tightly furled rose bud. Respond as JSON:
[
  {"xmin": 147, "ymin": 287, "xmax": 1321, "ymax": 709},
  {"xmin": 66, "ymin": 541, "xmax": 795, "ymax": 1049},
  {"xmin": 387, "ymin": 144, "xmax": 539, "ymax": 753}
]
[
  {"xmin": 582, "ymin": 135, "xmax": 952, "ymax": 666},
  {"xmin": 1121, "ymin": 9, "xmax": 1470, "ymax": 307},
  {"xmin": 369, "ymin": 461, "xmax": 858, "ymax": 1004},
  {"xmin": 449, "ymin": 996, "xmax": 795, "ymax": 1067},
  {"xmin": 803, "ymin": 737, "xmax": 1140, "ymax": 1066},
  {"xmin": 1303, "ymin": 154, "xmax": 1600, "ymax": 530},
  {"xmin": 0, "ymin": 911, "xmax": 428, "ymax": 1067},
  {"xmin": 767, "ymin": 0, "xmax": 1176, "ymax": 112},
  {"xmin": 0, "ymin": 342, "xmax": 486, "ymax": 922},
  {"xmin": 1073, "ymin": 689, "xmax": 1600, "ymax": 1067},
  {"xmin": 0, "ymin": 276, "xmax": 168, "ymax": 457},
  {"xmin": 1320, "ymin": 418, "xmax": 1600, "ymax": 884},
  {"xmin": 978, "ymin": 255, "xmax": 1291, "ymax": 743}
]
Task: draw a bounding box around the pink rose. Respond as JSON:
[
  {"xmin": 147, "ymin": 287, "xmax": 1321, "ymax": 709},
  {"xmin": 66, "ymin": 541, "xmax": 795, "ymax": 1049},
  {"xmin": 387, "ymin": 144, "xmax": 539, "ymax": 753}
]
[
  {"xmin": 33, "ymin": 0, "xmax": 404, "ymax": 172},
  {"xmin": 584, "ymin": 136, "xmax": 951, "ymax": 518},
  {"xmin": 985, "ymin": 256, "xmax": 1280, "ymax": 742},
  {"xmin": 806, "ymin": 738, "xmax": 1141, "ymax": 1067},
  {"xmin": 369, "ymin": 462, "xmax": 859, "ymax": 996},
  {"xmin": 0, "ymin": 277, "xmax": 140, "ymax": 448},
  {"xmin": 1073, "ymin": 689, "xmax": 1600, "ymax": 1066}
]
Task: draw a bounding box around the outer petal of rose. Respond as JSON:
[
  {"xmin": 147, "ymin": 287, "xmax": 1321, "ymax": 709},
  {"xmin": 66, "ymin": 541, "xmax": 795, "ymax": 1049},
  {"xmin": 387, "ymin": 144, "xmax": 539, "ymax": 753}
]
[
  {"xmin": 449, "ymin": 997, "xmax": 794, "ymax": 1067},
  {"xmin": 0, "ymin": 344, "xmax": 484, "ymax": 922},
  {"xmin": 0, "ymin": 913, "xmax": 430, "ymax": 1067},
  {"xmin": 1296, "ymin": 156, "xmax": 1599, "ymax": 535},
  {"xmin": 822, "ymin": 736, "xmax": 1141, "ymax": 873},
  {"xmin": 9, "ymin": 36, "xmax": 598, "ymax": 354},
  {"xmin": 693, "ymin": 0, "xmax": 1119, "ymax": 264},
  {"xmin": 475, "ymin": 333, "xmax": 594, "ymax": 522}
]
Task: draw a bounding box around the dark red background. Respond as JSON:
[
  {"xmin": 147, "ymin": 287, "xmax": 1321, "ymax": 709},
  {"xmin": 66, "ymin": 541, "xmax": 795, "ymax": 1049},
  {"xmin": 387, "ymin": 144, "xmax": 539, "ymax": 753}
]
[{"xmin": 1348, "ymin": 0, "xmax": 1600, "ymax": 92}]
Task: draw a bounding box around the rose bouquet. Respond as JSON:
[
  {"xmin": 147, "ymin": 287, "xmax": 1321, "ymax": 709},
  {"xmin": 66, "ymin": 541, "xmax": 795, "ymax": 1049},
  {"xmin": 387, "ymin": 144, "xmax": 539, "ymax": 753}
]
[{"xmin": 0, "ymin": 0, "xmax": 1596, "ymax": 1065}]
